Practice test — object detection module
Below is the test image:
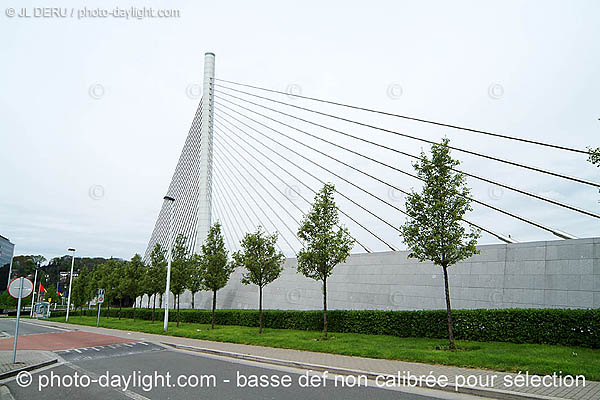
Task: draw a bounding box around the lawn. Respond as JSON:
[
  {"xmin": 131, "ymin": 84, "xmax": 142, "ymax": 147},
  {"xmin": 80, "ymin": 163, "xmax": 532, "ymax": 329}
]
[{"xmin": 49, "ymin": 315, "xmax": 600, "ymax": 381}]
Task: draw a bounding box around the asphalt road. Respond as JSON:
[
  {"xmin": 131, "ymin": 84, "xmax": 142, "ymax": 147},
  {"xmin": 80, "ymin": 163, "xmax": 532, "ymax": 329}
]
[
  {"xmin": 0, "ymin": 318, "xmax": 67, "ymax": 337},
  {"xmin": 2, "ymin": 343, "xmax": 477, "ymax": 400}
]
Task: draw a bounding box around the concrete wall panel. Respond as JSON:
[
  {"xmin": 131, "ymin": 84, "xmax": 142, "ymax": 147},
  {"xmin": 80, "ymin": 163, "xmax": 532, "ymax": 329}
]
[{"xmin": 153, "ymin": 238, "xmax": 599, "ymax": 311}]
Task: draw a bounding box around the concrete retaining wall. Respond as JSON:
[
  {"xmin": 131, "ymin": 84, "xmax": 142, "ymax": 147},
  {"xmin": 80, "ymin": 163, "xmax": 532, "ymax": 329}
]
[{"xmin": 145, "ymin": 237, "xmax": 600, "ymax": 311}]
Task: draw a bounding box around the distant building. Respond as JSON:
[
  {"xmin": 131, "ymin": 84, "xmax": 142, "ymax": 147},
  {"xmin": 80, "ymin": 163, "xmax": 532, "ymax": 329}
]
[{"xmin": 0, "ymin": 234, "xmax": 15, "ymax": 288}]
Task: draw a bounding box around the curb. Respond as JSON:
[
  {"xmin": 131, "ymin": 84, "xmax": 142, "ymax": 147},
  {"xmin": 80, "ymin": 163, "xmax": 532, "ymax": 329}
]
[
  {"xmin": 0, "ymin": 385, "xmax": 15, "ymax": 400},
  {"xmin": 162, "ymin": 342, "xmax": 562, "ymax": 400},
  {"xmin": 0, "ymin": 358, "xmax": 58, "ymax": 381}
]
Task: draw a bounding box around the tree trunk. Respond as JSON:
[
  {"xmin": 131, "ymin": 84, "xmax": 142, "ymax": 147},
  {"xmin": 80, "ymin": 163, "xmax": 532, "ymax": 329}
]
[
  {"xmin": 323, "ymin": 278, "xmax": 328, "ymax": 339},
  {"xmin": 147, "ymin": 295, "xmax": 151, "ymax": 309},
  {"xmin": 191, "ymin": 291, "xmax": 195, "ymax": 309},
  {"xmin": 133, "ymin": 297, "xmax": 136, "ymax": 321},
  {"xmin": 119, "ymin": 298, "xmax": 122, "ymax": 320},
  {"xmin": 259, "ymin": 286, "xmax": 263, "ymax": 334},
  {"xmin": 211, "ymin": 289, "xmax": 217, "ymax": 329},
  {"xmin": 152, "ymin": 293, "xmax": 156, "ymax": 323},
  {"xmin": 442, "ymin": 265, "xmax": 456, "ymax": 350},
  {"xmin": 176, "ymin": 294, "xmax": 180, "ymax": 328}
]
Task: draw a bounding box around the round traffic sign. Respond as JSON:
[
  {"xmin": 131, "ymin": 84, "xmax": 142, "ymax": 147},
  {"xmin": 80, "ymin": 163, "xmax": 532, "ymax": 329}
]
[{"xmin": 8, "ymin": 277, "xmax": 34, "ymax": 299}]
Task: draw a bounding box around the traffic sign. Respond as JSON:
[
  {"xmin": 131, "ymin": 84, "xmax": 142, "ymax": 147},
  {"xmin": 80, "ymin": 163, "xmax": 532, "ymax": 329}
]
[
  {"xmin": 97, "ymin": 288, "xmax": 105, "ymax": 304},
  {"xmin": 8, "ymin": 277, "xmax": 33, "ymax": 299}
]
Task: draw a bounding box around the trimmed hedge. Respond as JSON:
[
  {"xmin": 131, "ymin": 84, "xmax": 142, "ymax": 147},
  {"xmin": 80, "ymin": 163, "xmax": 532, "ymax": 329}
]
[{"xmin": 51, "ymin": 308, "xmax": 600, "ymax": 348}]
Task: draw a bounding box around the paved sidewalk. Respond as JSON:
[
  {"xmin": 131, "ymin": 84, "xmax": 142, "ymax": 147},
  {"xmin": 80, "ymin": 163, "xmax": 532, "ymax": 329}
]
[
  {"xmin": 0, "ymin": 350, "xmax": 57, "ymax": 377},
  {"xmin": 30, "ymin": 319, "xmax": 599, "ymax": 400}
]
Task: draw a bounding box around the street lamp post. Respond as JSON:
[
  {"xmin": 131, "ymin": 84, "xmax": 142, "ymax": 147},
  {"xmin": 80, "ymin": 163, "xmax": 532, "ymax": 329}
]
[
  {"xmin": 163, "ymin": 195, "xmax": 175, "ymax": 332},
  {"xmin": 65, "ymin": 248, "xmax": 76, "ymax": 322}
]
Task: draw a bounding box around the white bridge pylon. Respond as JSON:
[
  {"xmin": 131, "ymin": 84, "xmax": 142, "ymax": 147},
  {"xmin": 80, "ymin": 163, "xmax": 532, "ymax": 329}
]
[{"xmin": 144, "ymin": 52, "xmax": 215, "ymax": 261}]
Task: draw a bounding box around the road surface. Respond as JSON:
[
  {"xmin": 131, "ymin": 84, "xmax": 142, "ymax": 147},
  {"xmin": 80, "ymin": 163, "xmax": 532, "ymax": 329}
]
[{"xmin": 0, "ymin": 320, "xmax": 484, "ymax": 400}]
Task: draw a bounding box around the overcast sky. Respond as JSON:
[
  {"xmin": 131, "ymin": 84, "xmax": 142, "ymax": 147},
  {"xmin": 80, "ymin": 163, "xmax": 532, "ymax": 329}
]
[{"xmin": 1, "ymin": 0, "xmax": 599, "ymax": 261}]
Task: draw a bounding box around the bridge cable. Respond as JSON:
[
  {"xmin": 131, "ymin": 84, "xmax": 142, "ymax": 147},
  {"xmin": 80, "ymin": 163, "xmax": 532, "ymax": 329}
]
[
  {"xmin": 215, "ymin": 112, "xmax": 403, "ymax": 249},
  {"xmin": 215, "ymin": 109, "xmax": 533, "ymax": 243},
  {"xmin": 212, "ymin": 179, "xmax": 253, "ymax": 241},
  {"xmin": 214, "ymin": 78, "xmax": 587, "ymax": 155},
  {"xmin": 214, "ymin": 93, "xmax": 599, "ymax": 222},
  {"xmin": 213, "ymin": 133, "xmax": 304, "ymax": 250},
  {"xmin": 215, "ymin": 102, "xmax": 578, "ymax": 240},
  {"xmin": 214, "ymin": 85, "xmax": 599, "ymax": 188},
  {"xmin": 212, "ymin": 150, "xmax": 287, "ymax": 254},
  {"xmin": 214, "ymin": 114, "xmax": 386, "ymax": 251},
  {"xmin": 213, "ymin": 166, "xmax": 277, "ymax": 248},
  {"xmin": 212, "ymin": 181, "xmax": 249, "ymax": 251},
  {"xmin": 212, "ymin": 193, "xmax": 241, "ymax": 252},
  {"xmin": 213, "ymin": 122, "xmax": 372, "ymax": 253},
  {"xmin": 213, "ymin": 143, "xmax": 298, "ymax": 253}
]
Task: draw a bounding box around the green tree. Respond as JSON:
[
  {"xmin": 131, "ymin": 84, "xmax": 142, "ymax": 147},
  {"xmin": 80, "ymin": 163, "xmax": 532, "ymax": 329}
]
[
  {"xmin": 124, "ymin": 254, "xmax": 146, "ymax": 321},
  {"xmin": 188, "ymin": 254, "xmax": 203, "ymax": 309},
  {"xmin": 0, "ymin": 290, "xmax": 18, "ymax": 308},
  {"xmin": 198, "ymin": 223, "xmax": 234, "ymax": 329},
  {"xmin": 233, "ymin": 228, "xmax": 285, "ymax": 333},
  {"xmin": 44, "ymin": 285, "xmax": 58, "ymax": 304},
  {"xmin": 400, "ymin": 138, "xmax": 480, "ymax": 350},
  {"xmin": 87, "ymin": 268, "xmax": 101, "ymax": 307},
  {"xmin": 111, "ymin": 260, "xmax": 127, "ymax": 319},
  {"xmin": 589, "ymin": 146, "xmax": 600, "ymax": 199},
  {"xmin": 588, "ymin": 146, "xmax": 600, "ymax": 166},
  {"xmin": 170, "ymin": 234, "xmax": 190, "ymax": 327},
  {"xmin": 71, "ymin": 267, "xmax": 90, "ymax": 316},
  {"xmin": 149, "ymin": 244, "xmax": 167, "ymax": 323},
  {"xmin": 297, "ymin": 183, "xmax": 354, "ymax": 339},
  {"xmin": 99, "ymin": 259, "xmax": 121, "ymax": 316}
]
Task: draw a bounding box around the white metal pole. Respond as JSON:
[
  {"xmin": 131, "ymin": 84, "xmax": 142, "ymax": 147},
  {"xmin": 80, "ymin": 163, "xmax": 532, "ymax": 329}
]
[
  {"xmin": 96, "ymin": 302, "xmax": 101, "ymax": 327},
  {"xmin": 195, "ymin": 52, "xmax": 215, "ymax": 253},
  {"xmin": 66, "ymin": 249, "xmax": 76, "ymax": 322},
  {"xmin": 163, "ymin": 196, "xmax": 175, "ymax": 332},
  {"xmin": 12, "ymin": 278, "xmax": 23, "ymax": 364},
  {"xmin": 29, "ymin": 268, "xmax": 38, "ymax": 317}
]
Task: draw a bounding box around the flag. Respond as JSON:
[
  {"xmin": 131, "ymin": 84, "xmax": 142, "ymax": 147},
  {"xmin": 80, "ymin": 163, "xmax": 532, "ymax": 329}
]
[
  {"xmin": 39, "ymin": 282, "xmax": 46, "ymax": 293},
  {"xmin": 57, "ymin": 283, "xmax": 62, "ymax": 296}
]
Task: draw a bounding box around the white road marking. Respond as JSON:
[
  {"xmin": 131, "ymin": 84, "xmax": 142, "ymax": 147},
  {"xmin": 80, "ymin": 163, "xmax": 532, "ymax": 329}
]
[
  {"xmin": 18, "ymin": 320, "xmax": 72, "ymax": 331},
  {"xmin": 73, "ymin": 349, "xmax": 82, "ymax": 353},
  {"xmin": 65, "ymin": 362, "xmax": 151, "ymax": 400}
]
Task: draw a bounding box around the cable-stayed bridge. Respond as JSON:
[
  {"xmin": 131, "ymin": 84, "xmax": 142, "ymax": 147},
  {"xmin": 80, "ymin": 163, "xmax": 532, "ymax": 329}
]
[{"xmin": 144, "ymin": 52, "xmax": 599, "ymax": 263}]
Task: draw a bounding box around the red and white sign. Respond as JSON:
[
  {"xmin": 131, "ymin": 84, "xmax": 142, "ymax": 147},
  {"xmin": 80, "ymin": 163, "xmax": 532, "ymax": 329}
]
[{"xmin": 8, "ymin": 277, "xmax": 34, "ymax": 299}]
